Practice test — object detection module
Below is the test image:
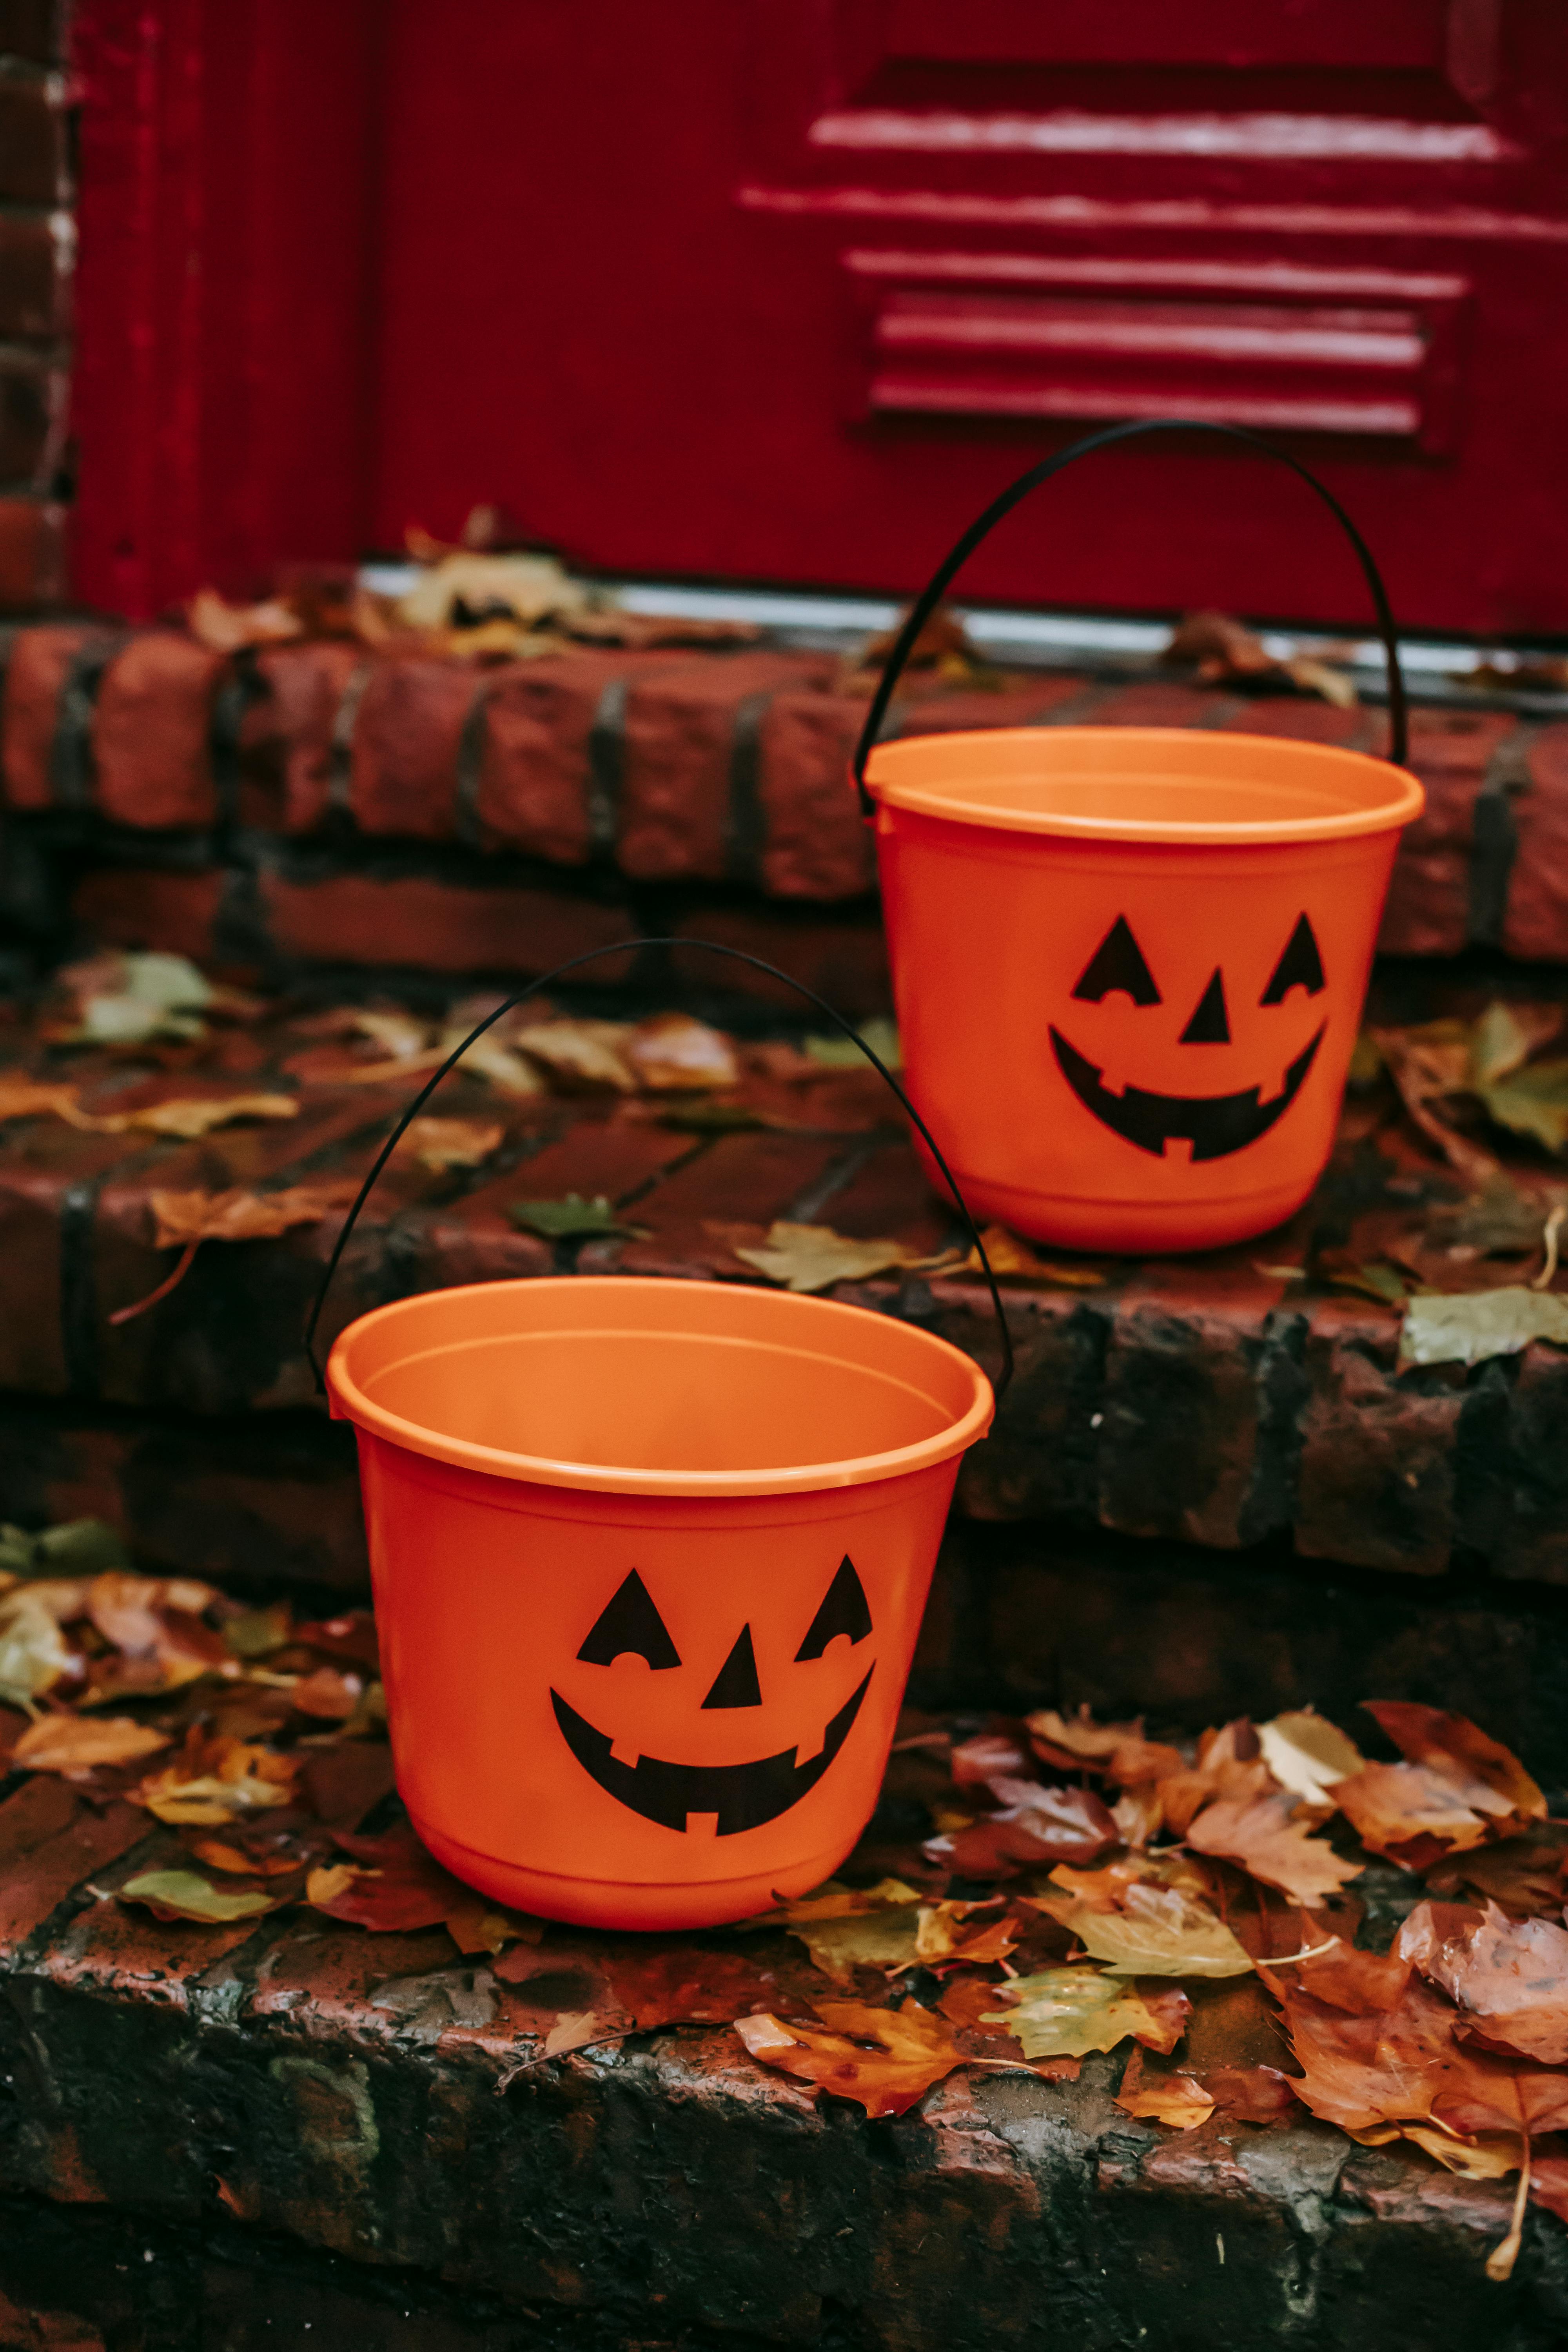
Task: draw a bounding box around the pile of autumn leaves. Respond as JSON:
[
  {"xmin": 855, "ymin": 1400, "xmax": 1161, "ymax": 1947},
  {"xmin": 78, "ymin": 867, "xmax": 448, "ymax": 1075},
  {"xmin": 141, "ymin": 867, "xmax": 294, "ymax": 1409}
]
[{"xmin": 730, "ymin": 1699, "xmax": 1568, "ymax": 2281}]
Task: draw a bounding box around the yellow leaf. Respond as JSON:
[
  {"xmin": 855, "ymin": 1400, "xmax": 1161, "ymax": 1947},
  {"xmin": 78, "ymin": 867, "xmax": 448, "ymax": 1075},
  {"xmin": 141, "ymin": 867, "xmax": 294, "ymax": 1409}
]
[
  {"xmin": 733, "ymin": 1222, "xmax": 927, "ymax": 1294},
  {"xmin": 12, "ymin": 1714, "xmax": 169, "ymax": 1771},
  {"xmin": 1256, "ymin": 1708, "xmax": 1365, "ymax": 1804},
  {"xmin": 1117, "ymin": 2071, "xmax": 1216, "ymax": 2131},
  {"xmin": 1035, "ymin": 1881, "xmax": 1254, "ymax": 1978},
  {"xmin": 982, "ymin": 1966, "xmax": 1190, "ymax": 2060}
]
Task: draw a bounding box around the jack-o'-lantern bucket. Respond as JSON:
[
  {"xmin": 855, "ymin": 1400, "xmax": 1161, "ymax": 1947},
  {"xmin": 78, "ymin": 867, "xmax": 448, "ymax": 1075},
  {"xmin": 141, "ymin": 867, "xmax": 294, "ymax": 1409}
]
[
  {"xmin": 854, "ymin": 421, "xmax": 1425, "ymax": 1254},
  {"xmin": 305, "ymin": 941, "xmax": 1004, "ymax": 1931}
]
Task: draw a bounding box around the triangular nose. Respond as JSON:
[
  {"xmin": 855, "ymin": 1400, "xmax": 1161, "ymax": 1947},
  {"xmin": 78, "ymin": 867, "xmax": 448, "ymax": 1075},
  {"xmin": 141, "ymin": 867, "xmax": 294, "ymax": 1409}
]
[
  {"xmin": 1179, "ymin": 968, "xmax": 1230, "ymax": 1044},
  {"xmin": 702, "ymin": 1625, "xmax": 762, "ymax": 1708}
]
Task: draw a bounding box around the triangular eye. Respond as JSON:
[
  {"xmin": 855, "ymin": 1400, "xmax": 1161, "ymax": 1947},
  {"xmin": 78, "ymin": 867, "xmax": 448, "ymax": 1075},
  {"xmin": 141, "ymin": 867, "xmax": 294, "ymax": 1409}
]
[
  {"xmin": 1260, "ymin": 914, "xmax": 1326, "ymax": 1004},
  {"xmin": 1072, "ymin": 916, "xmax": 1161, "ymax": 1006},
  {"xmin": 794, "ymin": 1557, "xmax": 872, "ymax": 1661},
  {"xmin": 577, "ymin": 1571, "xmax": 681, "ymax": 1669},
  {"xmin": 702, "ymin": 1626, "xmax": 762, "ymax": 1709}
]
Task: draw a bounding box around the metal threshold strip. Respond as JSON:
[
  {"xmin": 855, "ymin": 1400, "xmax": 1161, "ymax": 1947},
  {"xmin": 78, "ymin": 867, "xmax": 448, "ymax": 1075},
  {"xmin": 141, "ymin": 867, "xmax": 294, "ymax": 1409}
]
[{"xmin": 357, "ymin": 565, "xmax": 1568, "ymax": 715}]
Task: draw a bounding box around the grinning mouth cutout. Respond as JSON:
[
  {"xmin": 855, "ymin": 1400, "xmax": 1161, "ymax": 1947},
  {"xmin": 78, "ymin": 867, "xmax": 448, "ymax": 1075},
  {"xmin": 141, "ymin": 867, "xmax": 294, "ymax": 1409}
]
[
  {"xmin": 550, "ymin": 1668, "xmax": 873, "ymax": 1836},
  {"xmin": 1049, "ymin": 1023, "xmax": 1326, "ymax": 1162}
]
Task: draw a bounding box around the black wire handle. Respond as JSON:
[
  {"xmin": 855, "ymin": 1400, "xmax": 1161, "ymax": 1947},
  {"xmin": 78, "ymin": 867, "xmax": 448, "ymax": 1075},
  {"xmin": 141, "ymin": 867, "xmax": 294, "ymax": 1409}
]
[
  {"xmin": 851, "ymin": 416, "xmax": 1410, "ymax": 817},
  {"xmin": 303, "ymin": 939, "xmax": 1014, "ymax": 1402}
]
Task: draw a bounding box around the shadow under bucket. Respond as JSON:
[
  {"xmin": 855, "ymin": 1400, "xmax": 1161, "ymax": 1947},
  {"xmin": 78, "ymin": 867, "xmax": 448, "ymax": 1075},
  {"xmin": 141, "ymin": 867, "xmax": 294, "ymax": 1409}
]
[
  {"xmin": 327, "ymin": 1276, "xmax": 992, "ymax": 1929},
  {"xmin": 855, "ymin": 417, "xmax": 1426, "ymax": 1255}
]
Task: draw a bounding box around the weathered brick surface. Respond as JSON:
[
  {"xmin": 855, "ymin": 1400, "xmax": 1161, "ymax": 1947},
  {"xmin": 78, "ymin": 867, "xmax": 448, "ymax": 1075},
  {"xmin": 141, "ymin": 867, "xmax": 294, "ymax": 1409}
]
[
  {"xmin": 0, "ymin": 496, "xmax": 64, "ymax": 609},
  {"xmin": 0, "ymin": 213, "xmax": 61, "ymax": 342},
  {"xmin": 257, "ymin": 869, "xmax": 640, "ymax": 982},
  {"xmin": 0, "ymin": 68, "xmax": 60, "ymax": 208},
  {"xmin": 10, "ymin": 624, "xmax": 1566, "ymax": 960},
  {"xmin": 0, "ymin": 1768, "xmax": 1566, "ymax": 2350},
  {"xmin": 0, "ymin": 995, "xmax": 1559, "ymax": 1578}
]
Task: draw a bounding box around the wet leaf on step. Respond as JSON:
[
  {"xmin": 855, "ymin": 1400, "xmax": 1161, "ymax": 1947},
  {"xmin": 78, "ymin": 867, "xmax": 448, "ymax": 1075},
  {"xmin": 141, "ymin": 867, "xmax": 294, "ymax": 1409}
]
[
  {"xmin": 802, "ymin": 1017, "xmax": 901, "ymax": 1071},
  {"xmin": 1396, "ymin": 1900, "xmax": 1568, "ymax": 2067},
  {"xmin": 119, "ymin": 1868, "xmax": 281, "ymax": 1925},
  {"xmin": 625, "ymin": 1014, "xmax": 740, "ymax": 1093},
  {"xmin": 953, "ymin": 1225, "xmax": 1106, "ymax": 1287},
  {"xmin": 1332, "ymin": 1703, "xmax": 1544, "ymax": 1869},
  {"xmin": 1186, "ymin": 1787, "xmax": 1364, "ymax": 1906},
  {"xmin": 984, "ymin": 1967, "xmax": 1191, "ymax": 2061},
  {"xmin": 392, "ymin": 1116, "xmax": 505, "ymax": 1172},
  {"xmin": 1400, "ymin": 1285, "xmax": 1568, "ymax": 1368},
  {"xmin": 731, "ymin": 1221, "xmax": 933, "ymax": 1294},
  {"xmin": 513, "ymin": 1019, "xmax": 636, "ymax": 1092},
  {"xmin": 11, "ymin": 1713, "xmax": 169, "ymax": 1772},
  {"xmin": 147, "ymin": 1182, "xmax": 358, "ymax": 1250},
  {"xmin": 733, "ymin": 1998, "xmax": 964, "ymax": 2117},
  {"xmin": 1115, "ymin": 2055, "xmax": 1215, "ymax": 2131},
  {"xmin": 1256, "ymin": 1709, "xmax": 1366, "ymax": 1806},
  {"xmin": 507, "ymin": 1194, "xmax": 647, "ymax": 1240},
  {"xmin": 1033, "ymin": 1879, "xmax": 1254, "ymax": 1979}
]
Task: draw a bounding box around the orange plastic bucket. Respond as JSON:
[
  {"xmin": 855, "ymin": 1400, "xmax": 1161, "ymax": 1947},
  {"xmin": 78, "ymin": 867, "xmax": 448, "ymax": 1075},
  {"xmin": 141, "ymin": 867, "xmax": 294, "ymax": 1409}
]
[
  {"xmin": 326, "ymin": 1276, "xmax": 991, "ymax": 1929},
  {"xmin": 854, "ymin": 420, "xmax": 1426, "ymax": 1253}
]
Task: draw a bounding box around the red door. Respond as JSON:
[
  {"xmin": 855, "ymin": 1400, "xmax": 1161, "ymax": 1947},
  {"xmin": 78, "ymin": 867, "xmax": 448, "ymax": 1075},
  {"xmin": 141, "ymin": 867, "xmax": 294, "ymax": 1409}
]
[{"xmin": 71, "ymin": 0, "xmax": 1568, "ymax": 633}]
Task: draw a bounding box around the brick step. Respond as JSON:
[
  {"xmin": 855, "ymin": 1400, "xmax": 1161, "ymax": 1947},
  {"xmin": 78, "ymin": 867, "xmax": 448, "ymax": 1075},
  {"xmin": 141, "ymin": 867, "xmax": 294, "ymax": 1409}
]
[
  {"xmin": 1, "ymin": 1725, "xmax": 1566, "ymax": 2352},
  {"xmin": 2, "ymin": 619, "xmax": 1563, "ymax": 964}
]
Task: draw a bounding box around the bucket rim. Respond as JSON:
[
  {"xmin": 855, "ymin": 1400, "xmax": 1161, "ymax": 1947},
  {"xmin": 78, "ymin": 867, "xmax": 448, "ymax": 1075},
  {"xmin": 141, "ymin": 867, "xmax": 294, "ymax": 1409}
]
[
  {"xmin": 864, "ymin": 724, "xmax": 1425, "ymax": 845},
  {"xmin": 325, "ymin": 1276, "xmax": 995, "ymax": 1497}
]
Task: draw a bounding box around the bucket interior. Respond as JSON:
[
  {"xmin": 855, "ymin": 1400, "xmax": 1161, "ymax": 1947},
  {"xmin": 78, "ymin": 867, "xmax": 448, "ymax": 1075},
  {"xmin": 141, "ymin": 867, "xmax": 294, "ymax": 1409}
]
[
  {"xmin": 328, "ymin": 1279, "xmax": 991, "ymax": 1492},
  {"xmin": 866, "ymin": 726, "xmax": 1424, "ymax": 844}
]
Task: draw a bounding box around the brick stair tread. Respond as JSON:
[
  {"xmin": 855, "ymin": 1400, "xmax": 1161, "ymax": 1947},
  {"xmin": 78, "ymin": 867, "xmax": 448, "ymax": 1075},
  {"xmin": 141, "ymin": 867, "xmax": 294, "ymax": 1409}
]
[
  {"xmin": 2, "ymin": 1766, "xmax": 1566, "ymax": 2349},
  {"xmin": 0, "ymin": 989, "xmax": 1563, "ymax": 1580}
]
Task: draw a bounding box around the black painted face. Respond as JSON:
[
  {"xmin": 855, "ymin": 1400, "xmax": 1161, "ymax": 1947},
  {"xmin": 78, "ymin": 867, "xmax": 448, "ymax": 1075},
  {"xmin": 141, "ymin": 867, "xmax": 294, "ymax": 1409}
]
[
  {"xmin": 1048, "ymin": 913, "xmax": 1328, "ymax": 1161},
  {"xmin": 550, "ymin": 1559, "xmax": 874, "ymax": 1835}
]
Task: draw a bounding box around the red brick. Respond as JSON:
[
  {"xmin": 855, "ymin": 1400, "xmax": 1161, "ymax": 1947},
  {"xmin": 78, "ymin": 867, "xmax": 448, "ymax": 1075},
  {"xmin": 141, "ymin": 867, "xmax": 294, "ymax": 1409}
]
[
  {"xmin": 0, "ymin": 68, "xmax": 59, "ymax": 202},
  {"xmin": 811, "ymin": 1134, "xmax": 950, "ymax": 1254},
  {"xmin": 476, "ymin": 647, "xmax": 677, "ymax": 861},
  {"xmin": 0, "ymin": 493, "xmax": 63, "ymax": 607},
  {"xmin": 1503, "ymin": 722, "xmax": 1568, "ymax": 962},
  {"xmin": 243, "ymin": 639, "xmax": 369, "ymax": 833},
  {"xmin": 618, "ymin": 650, "xmax": 833, "ymax": 882},
  {"xmin": 0, "ymin": 350, "xmax": 54, "ymax": 483},
  {"xmin": 0, "ymin": 3, "xmax": 62, "ymax": 63},
  {"xmin": 348, "ymin": 652, "xmax": 485, "ymax": 838},
  {"xmin": 594, "ymin": 1128, "xmax": 847, "ymax": 1278},
  {"xmin": 0, "ymin": 1120, "xmax": 151, "ymax": 1394},
  {"xmin": 670, "ymin": 902, "xmax": 890, "ymax": 1017},
  {"xmin": 895, "ymin": 673, "xmax": 1089, "ymax": 740},
  {"xmin": 1219, "ymin": 700, "xmax": 1376, "ymax": 750},
  {"xmin": 0, "ymin": 211, "xmax": 62, "ymax": 339},
  {"xmin": 756, "ymin": 687, "xmax": 876, "ymax": 900},
  {"xmin": 258, "ymin": 870, "xmax": 638, "ymax": 980},
  {"xmin": 0, "ymin": 1778, "xmax": 147, "ymax": 1955},
  {"xmin": 1092, "ymin": 679, "xmax": 1232, "ymax": 727},
  {"xmin": 1294, "ymin": 1299, "xmax": 1464, "ymax": 1575},
  {"xmin": 70, "ymin": 867, "xmax": 225, "ymax": 962},
  {"xmin": 40, "ymin": 1832, "xmax": 267, "ymax": 2000},
  {"xmin": 1, "ymin": 622, "xmax": 110, "ymax": 806},
  {"xmin": 92, "ymin": 633, "xmax": 229, "ymax": 829}
]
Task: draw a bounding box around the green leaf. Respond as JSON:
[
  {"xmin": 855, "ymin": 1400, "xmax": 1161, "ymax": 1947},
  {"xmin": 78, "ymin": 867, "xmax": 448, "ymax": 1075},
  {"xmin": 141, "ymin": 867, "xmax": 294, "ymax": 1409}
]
[
  {"xmin": 1399, "ymin": 1286, "xmax": 1568, "ymax": 1369},
  {"xmin": 657, "ymin": 1100, "xmax": 765, "ymax": 1134},
  {"xmin": 32, "ymin": 1518, "xmax": 133, "ymax": 1576},
  {"xmin": 507, "ymin": 1194, "xmax": 644, "ymax": 1240},
  {"xmin": 1477, "ymin": 1062, "xmax": 1568, "ymax": 1155},
  {"xmin": 804, "ymin": 1016, "xmax": 901, "ymax": 1071},
  {"xmin": 1328, "ymin": 1262, "xmax": 1410, "ymax": 1307},
  {"xmin": 982, "ymin": 1966, "xmax": 1183, "ymax": 2060},
  {"xmin": 119, "ymin": 1869, "xmax": 278, "ymax": 1924},
  {"xmin": 223, "ymin": 1601, "xmax": 292, "ymax": 1659}
]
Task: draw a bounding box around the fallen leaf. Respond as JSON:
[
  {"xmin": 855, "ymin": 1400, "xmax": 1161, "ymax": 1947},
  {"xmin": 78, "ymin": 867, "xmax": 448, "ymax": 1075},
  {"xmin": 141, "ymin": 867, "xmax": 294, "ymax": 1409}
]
[
  {"xmin": 136, "ymin": 1728, "xmax": 301, "ymax": 1824},
  {"xmin": 625, "ymin": 1014, "xmax": 740, "ymax": 1093},
  {"xmin": 187, "ymin": 586, "xmax": 304, "ymax": 652},
  {"xmin": 1424, "ymin": 1827, "xmax": 1568, "ymax": 1919},
  {"xmin": 1477, "ymin": 1062, "xmax": 1568, "ymax": 1155},
  {"xmin": 223, "ymin": 1602, "xmax": 292, "ymax": 1661},
  {"xmin": 949, "ymin": 1731, "xmax": 1026, "ymax": 1788},
  {"xmin": 397, "ymin": 547, "xmax": 588, "ymax": 634},
  {"xmin": 544, "ymin": 2010, "xmax": 613, "ymax": 2059},
  {"xmin": 189, "ymin": 1833, "xmax": 309, "ymax": 1880},
  {"xmin": 1116, "ymin": 2062, "xmax": 1215, "ymax": 2131},
  {"xmin": 513, "ymin": 1019, "xmax": 635, "ymax": 1091},
  {"xmin": 392, "ymin": 1116, "xmax": 504, "ymax": 1172},
  {"xmin": 507, "ymin": 1194, "xmax": 644, "ymax": 1241},
  {"xmin": 785, "ymin": 1904, "xmax": 922, "ymax": 1984},
  {"xmin": 0, "ymin": 1591, "xmax": 74, "ymax": 1705},
  {"xmin": 1470, "ymin": 1002, "xmax": 1563, "ymax": 1091},
  {"xmin": 1400, "ymin": 1286, "xmax": 1568, "ymax": 1368},
  {"xmin": 147, "ymin": 1182, "xmax": 356, "ymax": 1250},
  {"xmin": 1161, "ymin": 610, "xmax": 1356, "ymax": 706},
  {"xmin": 444, "ymin": 1895, "xmax": 533, "ymax": 1957},
  {"xmin": 12, "ymin": 1713, "xmax": 168, "ymax": 1772},
  {"xmin": 93, "ymin": 1093, "xmax": 299, "ymax": 1141},
  {"xmin": 1332, "ymin": 1702, "xmax": 1548, "ymax": 1869},
  {"xmin": 118, "ymin": 1868, "xmax": 279, "ymax": 1924},
  {"xmin": 0, "ymin": 1075, "xmax": 88, "ymax": 1124},
  {"xmin": 731, "ymin": 1222, "xmax": 930, "ymax": 1295},
  {"xmin": 927, "ymin": 1781, "xmax": 1118, "ymax": 1878},
  {"xmin": 1027, "ymin": 1705, "xmax": 1185, "ymax": 1786},
  {"xmin": 1370, "ymin": 1020, "xmax": 1501, "ymax": 1187},
  {"xmin": 1397, "ymin": 1900, "xmax": 1568, "ymax": 2066},
  {"xmin": 289, "ymin": 1665, "xmax": 363, "ymax": 1721},
  {"xmin": 733, "ymin": 1998, "xmax": 964, "ymax": 2118},
  {"xmin": 1035, "ymin": 1879, "xmax": 1254, "ymax": 1978},
  {"xmin": 1186, "ymin": 1788, "xmax": 1364, "ymax": 1905},
  {"xmin": 984, "ymin": 1967, "xmax": 1191, "ymax": 2060},
  {"xmin": 307, "ymin": 1825, "xmax": 468, "ymax": 1931},
  {"xmin": 914, "ymin": 1899, "xmax": 1021, "ymax": 1970},
  {"xmin": 1201, "ymin": 2064, "xmax": 1303, "ymax": 2124},
  {"xmin": 1156, "ymin": 1721, "xmax": 1274, "ymax": 1838},
  {"xmin": 802, "ymin": 1016, "xmax": 900, "ymax": 1071},
  {"xmin": 953, "ymin": 1226, "xmax": 1106, "ymax": 1288},
  {"xmin": 1256, "ymin": 1709, "xmax": 1366, "ymax": 1805}
]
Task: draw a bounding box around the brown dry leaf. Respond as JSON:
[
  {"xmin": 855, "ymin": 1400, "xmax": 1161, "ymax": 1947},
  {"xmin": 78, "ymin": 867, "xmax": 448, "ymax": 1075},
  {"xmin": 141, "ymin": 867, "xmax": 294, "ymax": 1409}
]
[
  {"xmin": 732, "ymin": 1223, "xmax": 933, "ymax": 1296},
  {"xmin": 0, "ymin": 1075, "xmax": 88, "ymax": 1124},
  {"xmin": 392, "ymin": 1116, "xmax": 504, "ymax": 1172},
  {"xmin": 1256, "ymin": 1709, "xmax": 1366, "ymax": 1806},
  {"xmin": 1161, "ymin": 610, "xmax": 1356, "ymax": 706},
  {"xmin": 625, "ymin": 1014, "xmax": 740, "ymax": 1093},
  {"xmin": 1157, "ymin": 1721, "xmax": 1276, "ymax": 1838},
  {"xmin": 189, "ymin": 1834, "xmax": 308, "ymax": 1880},
  {"xmin": 187, "ymin": 586, "xmax": 303, "ymax": 652},
  {"xmin": 93, "ymin": 1094, "xmax": 299, "ymax": 1141},
  {"xmin": 513, "ymin": 1019, "xmax": 636, "ymax": 1092},
  {"xmin": 1186, "ymin": 1788, "xmax": 1364, "ymax": 1905},
  {"xmin": 308, "ymin": 1825, "xmax": 473, "ymax": 1932},
  {"xmin": 12, "ymin": 1713, "xmax": 169, "ymax": 1773},
  {"xmin": 1370, "ymin": 1021, "xmax": 1501, "ymax": 1185},
  {"xmin": 444, "ymin": 1895, "xmax": 535, "ymax": 1957},
  {"xmin": 914, "ymin": 1898, "xmax": 1021, "ymax": 1971},
  {"xmin": 1201, "ymin": 2064, "xmax": 1303, "ymax": 2124},
  {"xmin": 927, "ymin": 1781, "xmax": 1118, "ymax": 1878},
  {"xmin": 148, "ymin": 1182, "xmax": 357, "ymax": 1250},
  {"xmin": 1027, "ymin": 1705, "xmax": 1185, "ymax": 1787},
  {"xmin": 1266, "ymin": 1944, "xmax": 1458, "ymax": 2132},
  {"xmin": 1425, "ymin": 1827, "xmax": 1568, "ymax": 1920},
  {"xmin": 136, "ymin": 1728, "xmax": 301, "ymax": 1824},
  {"xmin": 733, "ymin": 1998, "xmax": 965, "ymax": 2118},
  {"xmin": 289, "ymin": 1665, "xmax": 363, "ymax": 1721},
  {"xmin": 1116, "ymin": 2059, "xmax": 1216, "ymax": 2131},
  {"xmin": 949, "ymin": 1731, "xmax": 1026, "ymax": 1788},
  {"xmin": 984, "ymin": 1967, "xmax": 1191, "ymax": 2061},
  {"xmin": 1035, "ymin": 1879, "xmax": 1254, "ymax": 1979},
  {"xmin": 954, "ymin": 1226, "xmax": 1106, "ymax": 1288},
  {"xmin": 1397, "ymin": 1899, "xmax": 1568, "ymax": 2067},
  {"xmin": 1333, "ymin": 1702, "xmax": 1546, "ymax": 1869}
]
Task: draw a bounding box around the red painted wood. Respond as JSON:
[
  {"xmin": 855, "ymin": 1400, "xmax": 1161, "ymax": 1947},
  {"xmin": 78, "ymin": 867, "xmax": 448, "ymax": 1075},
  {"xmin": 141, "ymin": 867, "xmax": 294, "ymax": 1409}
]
[
  {"xmin": 70, "ymin": 0, "xmax": 379, "ymax": 619},
  {"xmin": 68, "ymin": 0, "xmax": 1568, "ymax": 633}
]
